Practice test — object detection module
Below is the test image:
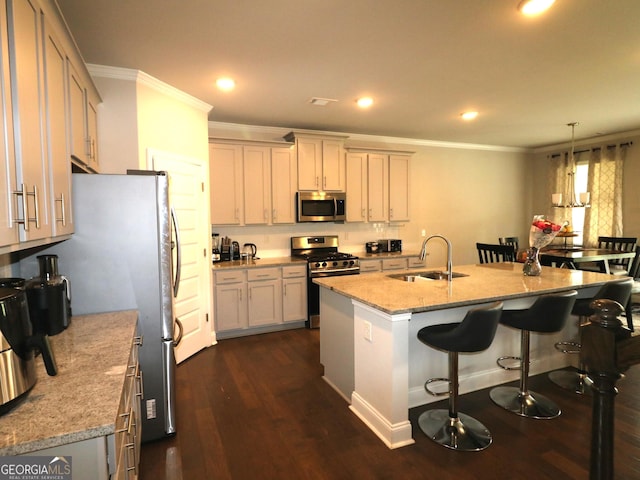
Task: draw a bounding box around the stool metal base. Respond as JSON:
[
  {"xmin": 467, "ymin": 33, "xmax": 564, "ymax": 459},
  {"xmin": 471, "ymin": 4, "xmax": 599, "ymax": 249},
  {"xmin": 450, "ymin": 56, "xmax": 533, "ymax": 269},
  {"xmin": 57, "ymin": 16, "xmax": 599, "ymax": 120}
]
[
  {"xmin": 489, "ymin": 386, "xmax": 561, "ymax": 419},
  {"xmin": 418, "ymin": 409, "xmax": 492, "ymax": 451},
  {"xmin": 548, "ymin": 369, "xmax": 593, "ymax": 395}
]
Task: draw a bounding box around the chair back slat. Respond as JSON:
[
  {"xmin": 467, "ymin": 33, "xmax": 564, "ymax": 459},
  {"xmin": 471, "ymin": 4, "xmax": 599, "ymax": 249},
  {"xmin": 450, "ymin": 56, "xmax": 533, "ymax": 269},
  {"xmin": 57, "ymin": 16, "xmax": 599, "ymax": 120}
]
[
  {"xmin": 597, "ymin": 236, "xmax": 637, "ymax": 270},
  {"xmin": 476, "ymin": 243, "xmax": 517, "ymax": 264},
  {"xmin": 499, "ymin": 236, "xmax": 519, "ymax": 253}
]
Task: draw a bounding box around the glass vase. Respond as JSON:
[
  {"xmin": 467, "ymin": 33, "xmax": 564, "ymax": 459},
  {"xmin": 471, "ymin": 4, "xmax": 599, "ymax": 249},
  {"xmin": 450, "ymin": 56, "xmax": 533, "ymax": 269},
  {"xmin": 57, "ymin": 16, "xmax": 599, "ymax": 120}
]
[{"xmin": 523, "ymin": 247, "xmax": 542, "ymax": 276}]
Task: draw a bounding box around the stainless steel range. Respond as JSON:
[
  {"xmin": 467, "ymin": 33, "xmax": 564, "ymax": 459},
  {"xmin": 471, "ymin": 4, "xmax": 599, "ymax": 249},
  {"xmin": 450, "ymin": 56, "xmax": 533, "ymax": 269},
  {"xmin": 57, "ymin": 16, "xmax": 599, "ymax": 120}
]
[{"xmin": 291, "ymin": 235, "xmax": 360, "ymax": 328}]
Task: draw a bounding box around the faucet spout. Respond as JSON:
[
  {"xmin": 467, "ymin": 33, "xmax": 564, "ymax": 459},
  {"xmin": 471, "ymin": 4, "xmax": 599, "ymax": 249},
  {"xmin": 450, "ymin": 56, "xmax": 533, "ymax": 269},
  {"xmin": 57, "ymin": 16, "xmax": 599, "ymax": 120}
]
[{"xmin": 419, "ymin": 234, "xmax": 453, "ymax": 282}]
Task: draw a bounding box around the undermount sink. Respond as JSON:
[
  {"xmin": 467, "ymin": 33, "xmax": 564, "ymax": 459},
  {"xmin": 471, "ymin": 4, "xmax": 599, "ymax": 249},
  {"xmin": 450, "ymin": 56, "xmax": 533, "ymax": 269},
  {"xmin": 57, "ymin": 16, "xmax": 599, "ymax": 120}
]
[{"xmin": 387, "ymin": 270, "xmax": 469, "ymax": 282}]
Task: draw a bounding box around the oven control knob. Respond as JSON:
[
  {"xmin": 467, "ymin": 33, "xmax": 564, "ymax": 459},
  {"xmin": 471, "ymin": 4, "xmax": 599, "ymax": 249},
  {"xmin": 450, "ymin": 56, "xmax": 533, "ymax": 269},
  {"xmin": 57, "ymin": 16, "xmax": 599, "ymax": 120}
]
[
  {"xmin": 322, "ymin": 262, "xmax": 327, "ymax": 267},
  {"xmin": 333, "ymin": 261, "xmax": 338, "ymax": 267},
  {"xmin": 314, "ymin": 262, "xmax": 321, "ymax": 268},
  {"xmin": 342, "ymin": 261, "xmax": 348, "ymax": 266}
]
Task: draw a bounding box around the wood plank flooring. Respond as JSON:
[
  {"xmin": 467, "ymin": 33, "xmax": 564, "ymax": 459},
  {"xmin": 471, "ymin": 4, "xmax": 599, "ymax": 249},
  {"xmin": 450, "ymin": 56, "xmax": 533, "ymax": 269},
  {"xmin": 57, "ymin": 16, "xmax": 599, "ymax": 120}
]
[{"xmin": 139, "ymin": 327, "xmax": 640, "ymax": 480}]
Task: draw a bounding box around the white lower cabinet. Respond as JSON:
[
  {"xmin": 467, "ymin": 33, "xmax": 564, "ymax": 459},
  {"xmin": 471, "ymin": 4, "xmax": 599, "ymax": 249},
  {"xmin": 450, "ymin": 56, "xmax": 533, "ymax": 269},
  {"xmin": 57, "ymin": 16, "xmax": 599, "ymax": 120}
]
[
  {"xmin": 361, "ymin": 256, "xmax": 422, "ymax": 274},
  {"xmin": 282, "ymin": 265, "xmax": 307, "ymax": 323},
  {"xmin": 214, "ymin": 264, "xmax": 307, "ymax": 336},
  {"xmin": 21, "ymin": 333, "xmax": 142, "ymax": 480},
  {"xmin": 247, "ymin": 268, "xmax": 282, "ymax": 327},
  {"xmin": 214, "ymin": 270, "xmax": 248, "ymax": 331}
]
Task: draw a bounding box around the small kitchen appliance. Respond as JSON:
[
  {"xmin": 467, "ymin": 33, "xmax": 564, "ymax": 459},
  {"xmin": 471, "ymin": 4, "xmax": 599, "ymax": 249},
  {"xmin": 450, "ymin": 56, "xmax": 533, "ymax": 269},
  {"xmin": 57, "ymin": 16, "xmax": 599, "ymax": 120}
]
[
  {"xmin": 296, "ymin": 191, "xmax": 346, "ymax": 223},
  {"xmin": 378, "ymin": 239, "xmax": 402, "ymax": 252},
  {"xmin": 291, "ymin": 235, "xmax": 360, "ymax": 328},
  {"xmin": 365, "ymin": 242, "xmax": 379, "ymax": 254},
  {"xmin": 25, "ymin": 255, "xmax": 71, "ymax": 336},
  {"xmin": 212, "ymin": 234, "xmax": 221, "ymax": 263},
  {"xmin": 0, "ymin": 287, "xmax": 57, "ymax": 415}
]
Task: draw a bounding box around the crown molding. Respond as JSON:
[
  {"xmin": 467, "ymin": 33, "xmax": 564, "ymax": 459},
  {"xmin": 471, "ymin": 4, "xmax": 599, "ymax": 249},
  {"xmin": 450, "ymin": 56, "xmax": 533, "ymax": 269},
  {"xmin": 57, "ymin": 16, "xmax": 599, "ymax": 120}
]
[
  {"xmin": 207, "ymin": 121, "xmax": 527, "ymax": 153},
  {"xmin": 87, "ymin": 64, "xmax": 213, "ymax": 113}
]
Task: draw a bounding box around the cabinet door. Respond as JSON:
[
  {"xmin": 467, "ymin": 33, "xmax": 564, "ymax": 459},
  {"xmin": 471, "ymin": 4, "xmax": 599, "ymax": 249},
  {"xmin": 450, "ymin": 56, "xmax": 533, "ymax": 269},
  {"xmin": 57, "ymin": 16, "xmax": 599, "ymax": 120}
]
[
  {"xmin": 248, "ymin": 279, "xmax": 282, "ymax": 327},
  {"xmin": 43, "ymin": 19, "xmax": 73, "ymax": 236},
  {"xmin": 0, "ymin": 0, "xmax": 18, "ymax": 247},
  {"xmin": 367, "ymin": 153, "xmax": 388, "ymax": 222},
  {"xmin": 321, "ymin": 139, "xmax": 345, "ymax": 191},
  {"xmin": 243, "ymin": 146, "xmax": 270, "ymax": 224},
  {"xmin": 67, "ymin": 61, "xmax": 86, "ymax": 163},
  {"xmin": 359, "ymin": 259, "xmax": 382, "ymax": 273},
  {"xmin": 345, "ymin": 152, "xmax": 367, "ymax": 222},
  {"xmin": 296, "ymin": 138, "xmax": 321, "ymax": 190},
  {"xmin": 270, "ymin": 146, "xmax": 296, "ymax": 224},
  {"xmin": 389, "ymin": 154, "xmax": 410, "ymax": 222},
  {"xmin": 86, "ymin": 91, "xmax": 99, "ymax": 171},
  {"xmin": 209, "ymin": 143, "xmax": 243, "ymax": 225},
  {"xmin": 282, "ymin": 276, "xmax": 307, "ymax": 323},
  {"xmin": 215, "ymin": 283, "xmax": 248, "ymax": 331},
  {"xmin": 8, "ymin": 0, "xmax": 51, "ymax": 241}
]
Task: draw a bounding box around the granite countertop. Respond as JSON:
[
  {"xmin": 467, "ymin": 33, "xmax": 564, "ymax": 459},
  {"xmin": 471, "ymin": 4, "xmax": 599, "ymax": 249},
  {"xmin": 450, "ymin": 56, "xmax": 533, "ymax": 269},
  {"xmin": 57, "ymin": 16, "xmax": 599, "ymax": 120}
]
[
  {"xmin": 212, "ymin": 256, "xmax": 306, "ymax": 270},
  {"xmin": 313, "ymin": 262, "xmax": 620, "ymax": 315},
  {"xmin": 0, "ymin": 310, "xmax": 138, "ymax": 455}
]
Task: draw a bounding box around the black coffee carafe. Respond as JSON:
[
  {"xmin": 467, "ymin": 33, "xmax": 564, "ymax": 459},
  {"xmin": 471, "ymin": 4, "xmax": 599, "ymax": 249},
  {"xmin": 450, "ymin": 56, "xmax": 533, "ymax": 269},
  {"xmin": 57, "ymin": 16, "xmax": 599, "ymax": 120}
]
[{"xmin": 25, "ymin": 255, "xmax": 72, "ymax": 336}]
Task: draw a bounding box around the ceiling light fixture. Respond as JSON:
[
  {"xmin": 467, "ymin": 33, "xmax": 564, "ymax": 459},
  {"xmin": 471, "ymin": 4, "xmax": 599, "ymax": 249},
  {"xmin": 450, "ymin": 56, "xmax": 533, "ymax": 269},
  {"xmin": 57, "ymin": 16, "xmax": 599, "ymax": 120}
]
[
  {"xmin": 356, "ymin": 97, "xmax": 374, "ymax": 109},
  {"xmin": 216, "ymin": 77, "xmax": 236, "ymax": 92},
  {"xmin": 552, "ymin": 122, "xmax": 591, "ymax": 208},
  {"xmin": 460, "ymin": 111, "xmax": 478, "ymax": 121},
  {"xmin": 518, "ymin": 0, "xmax": 555, "ymax": 16}
]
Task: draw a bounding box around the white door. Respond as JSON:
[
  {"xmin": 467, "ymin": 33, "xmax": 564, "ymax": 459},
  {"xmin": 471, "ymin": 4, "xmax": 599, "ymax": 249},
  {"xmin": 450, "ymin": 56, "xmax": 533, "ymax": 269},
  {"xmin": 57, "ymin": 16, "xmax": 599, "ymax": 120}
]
[{"xmin": 149, "ymin": 149, "xmax": 214, "ymax": 363}]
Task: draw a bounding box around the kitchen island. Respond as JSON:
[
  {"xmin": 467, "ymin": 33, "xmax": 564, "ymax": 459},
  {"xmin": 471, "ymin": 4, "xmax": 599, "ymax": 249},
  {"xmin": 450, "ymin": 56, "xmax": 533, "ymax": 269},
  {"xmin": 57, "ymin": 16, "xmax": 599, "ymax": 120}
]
[{"xmin": 314, "ymin": 262, "xmax": 622, "ymax": 449}]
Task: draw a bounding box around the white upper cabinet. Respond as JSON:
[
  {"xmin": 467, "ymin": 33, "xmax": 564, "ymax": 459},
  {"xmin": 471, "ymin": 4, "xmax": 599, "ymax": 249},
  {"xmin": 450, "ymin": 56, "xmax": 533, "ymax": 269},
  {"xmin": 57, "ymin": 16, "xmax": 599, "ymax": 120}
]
[
  {"xmin": 68, "ymin": 61, "xmax": 99, "ymax": 172},
  {"xmin": 209, "ymin": 143, "xmax": 244, "ymax": 225},
  {"xmin": 0, "ymin": 0, "xmax": 18, "ymax": 247},
  {"xmin": 243, "ymin": 145, "xmax": 270, "ymax": 225},
  {"xmin": 270, "ymin": 146, "xmax": 296, "ymax": 224},
  {"xmin": 43, "ymin": 16, "xmax": 73, "ymax": 236},
  {"xmin": 210, "ymin": 141, "xmax": 296, "ymax": 226},
  {"xmin": 284, "ymin": 132, "xmax": 347, "ymax": 192},
  {"xmin": 346, "ymin": 149, "xmax": 411, "ymax": 223},
  {"xmin": 7, "ymin": 0, "xmax": 51, "ymax": 242},
  {"xmin": 389, "ymin": 154, "xmax": 410, "ymax": 222}
]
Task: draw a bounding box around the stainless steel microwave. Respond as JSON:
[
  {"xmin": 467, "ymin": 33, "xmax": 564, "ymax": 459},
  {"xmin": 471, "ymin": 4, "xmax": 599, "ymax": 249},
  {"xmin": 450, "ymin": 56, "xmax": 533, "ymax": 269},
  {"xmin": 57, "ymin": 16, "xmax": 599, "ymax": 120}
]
[{"xmin": 296, "ymin": 192, "xmax": 346, "ymax": 222}]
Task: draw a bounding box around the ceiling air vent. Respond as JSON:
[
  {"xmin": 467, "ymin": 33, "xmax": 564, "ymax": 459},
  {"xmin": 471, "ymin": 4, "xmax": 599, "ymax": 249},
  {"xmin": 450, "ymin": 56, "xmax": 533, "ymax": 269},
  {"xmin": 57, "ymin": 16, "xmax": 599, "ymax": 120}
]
[{"xmin": 308, "ymin": 97, "xmax": 338, "ymax": 106}]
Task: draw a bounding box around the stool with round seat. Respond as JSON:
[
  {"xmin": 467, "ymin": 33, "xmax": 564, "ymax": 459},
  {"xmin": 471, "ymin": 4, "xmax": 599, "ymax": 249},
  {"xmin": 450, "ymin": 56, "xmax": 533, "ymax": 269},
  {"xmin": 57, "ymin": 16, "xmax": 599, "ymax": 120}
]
[
  {"xmin": 490, "ymin": 290, "xmax": 577, "ymax": 419},
  {"xmin": 417, "ymin": 301, "xmax": 503, "ymax": 451},
  {"xmin": 549, "ymin": 278, "xmax": 633, "ymax": 394}
]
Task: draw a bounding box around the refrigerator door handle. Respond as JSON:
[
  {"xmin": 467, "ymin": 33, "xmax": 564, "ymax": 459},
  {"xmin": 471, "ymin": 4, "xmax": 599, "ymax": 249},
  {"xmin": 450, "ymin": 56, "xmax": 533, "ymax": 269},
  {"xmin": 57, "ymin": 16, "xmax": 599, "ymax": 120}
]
[
  {"xmin": 171, "ymin": 206, "xmax": 181, "ymax": 298},
  {"xmin": 173, "ymin": 317, "xmax": 184, "ymax": 347}
]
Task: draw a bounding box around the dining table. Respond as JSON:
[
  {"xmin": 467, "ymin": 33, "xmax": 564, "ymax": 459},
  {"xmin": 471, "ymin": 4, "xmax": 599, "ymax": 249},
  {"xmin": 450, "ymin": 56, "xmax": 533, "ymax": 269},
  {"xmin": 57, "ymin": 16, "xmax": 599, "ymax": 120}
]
[{"xmin": 540, "ymin": 247, "xmax": 636, "ymax": 274}]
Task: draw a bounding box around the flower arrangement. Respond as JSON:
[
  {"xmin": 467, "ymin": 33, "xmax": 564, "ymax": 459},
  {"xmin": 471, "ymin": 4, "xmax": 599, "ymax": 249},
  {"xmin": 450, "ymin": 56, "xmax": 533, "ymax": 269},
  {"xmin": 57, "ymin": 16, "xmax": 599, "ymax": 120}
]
[{"xmin": 523, "ymin": 215, "xmax": 568, "ymax": 276}]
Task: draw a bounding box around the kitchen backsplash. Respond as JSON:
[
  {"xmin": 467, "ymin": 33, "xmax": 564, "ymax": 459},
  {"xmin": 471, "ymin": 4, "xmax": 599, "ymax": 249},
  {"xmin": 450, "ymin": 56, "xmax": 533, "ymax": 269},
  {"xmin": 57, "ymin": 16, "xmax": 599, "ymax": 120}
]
[{"xmin": 212, "ymin": 222, "xmax": 412, "ymax": 258}]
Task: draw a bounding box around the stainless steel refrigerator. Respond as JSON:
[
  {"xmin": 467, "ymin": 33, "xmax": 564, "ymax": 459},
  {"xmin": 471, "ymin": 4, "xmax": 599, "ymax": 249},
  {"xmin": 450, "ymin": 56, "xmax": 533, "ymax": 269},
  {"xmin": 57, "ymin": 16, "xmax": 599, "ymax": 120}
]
[{"xmin": 25, "ymin": 171, "xmax": 181, "ymax": 442}]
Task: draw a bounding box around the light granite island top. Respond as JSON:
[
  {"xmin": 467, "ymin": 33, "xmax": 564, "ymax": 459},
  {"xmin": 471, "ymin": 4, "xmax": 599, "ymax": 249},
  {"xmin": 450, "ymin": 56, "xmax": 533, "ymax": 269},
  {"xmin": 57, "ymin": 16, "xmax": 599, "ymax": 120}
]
[
  {"xmin": 313, "ymin": 263, "xmax": 623, "ymax": 449},
  {"xmin": 0, "ymin": 310, "xmax": 138, "ymax": 455}
]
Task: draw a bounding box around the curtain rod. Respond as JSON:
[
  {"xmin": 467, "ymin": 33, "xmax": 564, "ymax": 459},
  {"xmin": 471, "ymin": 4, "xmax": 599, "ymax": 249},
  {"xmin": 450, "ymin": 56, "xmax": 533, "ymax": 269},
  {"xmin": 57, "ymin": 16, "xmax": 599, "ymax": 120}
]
[{"xmin": 548, "ymin": 141, "xmax": 633, "ymax": 159}]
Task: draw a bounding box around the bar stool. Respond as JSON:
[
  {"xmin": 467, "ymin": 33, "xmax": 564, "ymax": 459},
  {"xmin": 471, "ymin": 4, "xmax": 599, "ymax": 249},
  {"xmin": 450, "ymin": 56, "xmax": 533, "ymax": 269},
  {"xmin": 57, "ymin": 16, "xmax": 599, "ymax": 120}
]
[
  {"xmin": 417, "ymin": 301, "xmax": 503, "ymax": 451},
  {"xmin": 549, "ymin": 278, "xmax": 633, "ymax": 394},
  {"xmin": 490, "ymin": 290, "xmax": 577, "ymax": 419}
]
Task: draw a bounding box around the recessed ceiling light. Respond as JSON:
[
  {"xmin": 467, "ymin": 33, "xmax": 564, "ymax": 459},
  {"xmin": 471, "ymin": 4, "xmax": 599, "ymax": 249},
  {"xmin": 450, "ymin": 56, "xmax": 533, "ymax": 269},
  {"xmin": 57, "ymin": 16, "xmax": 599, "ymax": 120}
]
[
  {"xmin": 460, "ymin": 111, "xmax": 478, "ymax": 121},
  {"xmin": 518, "ymin": 0, "xmax": 555, "ymax": 16},
  {"xmin": 216, "ymin": 77, "xmax": 235, "ymax": 92},
  {"xmin": 356, "ymin": 97, "xmax": 374, "ymax": 109},
  {"xmin": 309, "ymin": 97, "xmax": 338, "ymax": 106}
]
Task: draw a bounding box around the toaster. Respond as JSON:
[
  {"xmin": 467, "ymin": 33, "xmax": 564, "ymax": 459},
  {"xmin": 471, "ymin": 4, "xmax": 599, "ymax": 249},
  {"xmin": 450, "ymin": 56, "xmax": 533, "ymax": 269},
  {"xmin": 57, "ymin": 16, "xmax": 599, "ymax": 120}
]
[{"xmin": 378, "ymin": 239, "xmax": 402, "ymax": 252}]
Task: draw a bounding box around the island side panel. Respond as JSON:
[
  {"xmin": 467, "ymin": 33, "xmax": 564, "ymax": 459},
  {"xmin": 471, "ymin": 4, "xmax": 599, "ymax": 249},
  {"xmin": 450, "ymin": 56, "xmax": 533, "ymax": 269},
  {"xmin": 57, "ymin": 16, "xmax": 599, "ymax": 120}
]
[
  {"xmin": 319, "ymin": 287, "xmax": 355, "ymax": 402},
  {"xmin": 349, "ymin": 301, "xmax": 414, "ymax": 449}
]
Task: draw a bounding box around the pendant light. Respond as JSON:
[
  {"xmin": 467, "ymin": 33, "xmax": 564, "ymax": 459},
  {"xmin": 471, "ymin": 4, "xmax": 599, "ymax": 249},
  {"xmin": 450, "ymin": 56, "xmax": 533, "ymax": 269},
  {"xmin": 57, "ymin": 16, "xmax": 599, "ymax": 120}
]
[{"xmin": 551, "ymin": 122, "xmax": 591, "ymax": 208}]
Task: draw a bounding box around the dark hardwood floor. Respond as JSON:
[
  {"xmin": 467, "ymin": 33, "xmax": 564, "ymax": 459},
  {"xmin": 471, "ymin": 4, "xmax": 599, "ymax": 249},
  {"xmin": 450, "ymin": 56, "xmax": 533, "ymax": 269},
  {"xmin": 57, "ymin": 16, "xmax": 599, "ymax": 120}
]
[{"xmin": 139, "ymin": 327, "xmax": 640, "ymax": 480}]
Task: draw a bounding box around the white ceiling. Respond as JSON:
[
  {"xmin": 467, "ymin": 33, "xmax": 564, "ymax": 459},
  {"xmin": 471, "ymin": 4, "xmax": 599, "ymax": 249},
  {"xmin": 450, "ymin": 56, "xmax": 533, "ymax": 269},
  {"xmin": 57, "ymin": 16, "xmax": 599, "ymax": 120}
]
[{"xmin": 56, "ymin": 0, "xmax": 640, "ymax": 148}]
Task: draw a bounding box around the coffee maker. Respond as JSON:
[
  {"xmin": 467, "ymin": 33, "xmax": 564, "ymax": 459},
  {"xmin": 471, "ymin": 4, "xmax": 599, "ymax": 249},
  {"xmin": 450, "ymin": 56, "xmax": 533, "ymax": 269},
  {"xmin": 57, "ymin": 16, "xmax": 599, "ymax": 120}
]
[
  {"xmin": 0, "ymin": 287, "xmax": 57, "ymax": 414},
  {"xmin": 25, "ymin": 255, "xmax": 71, "ymax": 336}
]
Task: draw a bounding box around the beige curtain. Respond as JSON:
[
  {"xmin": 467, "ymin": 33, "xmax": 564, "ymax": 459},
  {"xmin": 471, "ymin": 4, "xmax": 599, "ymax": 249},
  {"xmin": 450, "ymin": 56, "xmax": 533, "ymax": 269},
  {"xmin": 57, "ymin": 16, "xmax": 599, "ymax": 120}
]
[{"xmin": 583, "ymin": 145, "xmax": 627, "ymax": 246}]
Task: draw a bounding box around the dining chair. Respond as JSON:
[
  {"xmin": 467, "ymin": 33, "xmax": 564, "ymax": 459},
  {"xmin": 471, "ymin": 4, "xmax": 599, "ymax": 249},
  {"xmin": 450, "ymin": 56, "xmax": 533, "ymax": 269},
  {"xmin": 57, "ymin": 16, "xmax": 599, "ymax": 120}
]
[
  {"xmin": 597, "ymin": 236, "xmax": 637, "ymax": 273},
  {"xmin": 624, "ymin": 246, "xmax": 640, "ymax": 331},
  {"xmin": 476, "ymin": 243, "xmax": 517, "ymax": 264},
  {"xmin": 498, "ymin": 236, "xmax": 519, "ymax": 253}
]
